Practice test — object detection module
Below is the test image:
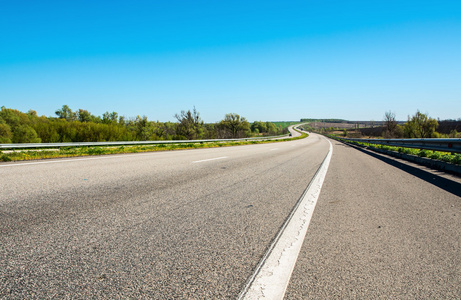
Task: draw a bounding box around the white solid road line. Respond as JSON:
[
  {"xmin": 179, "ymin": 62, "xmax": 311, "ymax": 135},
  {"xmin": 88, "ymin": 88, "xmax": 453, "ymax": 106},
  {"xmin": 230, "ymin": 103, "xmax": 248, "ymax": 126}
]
[
  {"xmin": 239, "ymin": 139, "xmax": 333, "ymax": 300},
  {"xmin": 191, "ymin": 156, "xmax": 228, "ymax": 164}
]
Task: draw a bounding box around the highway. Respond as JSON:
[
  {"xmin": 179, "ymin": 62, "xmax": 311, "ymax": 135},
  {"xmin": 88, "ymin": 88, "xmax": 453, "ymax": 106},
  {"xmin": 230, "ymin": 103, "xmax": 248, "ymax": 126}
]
[
  {"xmin": 1, "ymin": 131, "xmax": 460, "ymax": 299},
  {"xmin": 285, "ymin": 138, "xmax": 461, "ymax": 299}
]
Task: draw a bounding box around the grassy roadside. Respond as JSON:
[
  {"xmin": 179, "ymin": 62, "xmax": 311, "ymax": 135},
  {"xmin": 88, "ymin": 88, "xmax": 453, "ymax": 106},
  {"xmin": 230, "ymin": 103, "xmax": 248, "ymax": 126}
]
[
  {"xmin": 333, "ymin": 138, "xmax": 461, "ymax": 165},
  {"xmin": 0, "ymin": 132, "xmax": 308, "ymax": 162}
]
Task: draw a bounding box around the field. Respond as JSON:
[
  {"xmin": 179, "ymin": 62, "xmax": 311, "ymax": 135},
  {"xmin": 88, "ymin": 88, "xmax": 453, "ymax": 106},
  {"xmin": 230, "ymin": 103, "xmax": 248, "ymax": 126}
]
[{"xmin": 271, "ymin": 121, "xmax": 301, "ymax": 129}]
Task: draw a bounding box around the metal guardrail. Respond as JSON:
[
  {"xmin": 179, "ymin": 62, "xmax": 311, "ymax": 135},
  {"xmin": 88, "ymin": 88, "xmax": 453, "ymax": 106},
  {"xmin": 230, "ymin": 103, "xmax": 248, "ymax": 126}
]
[
  {"xmin": 332, "ymin": 137, "xmax": 461, "ymax": 153},
  {"xmin": 0, "ymin": 125, "xmax": 306, "ymax": 150},
  {"xmin": 0, "ymin": 135, "xmax": 288, "ymax": 150}
]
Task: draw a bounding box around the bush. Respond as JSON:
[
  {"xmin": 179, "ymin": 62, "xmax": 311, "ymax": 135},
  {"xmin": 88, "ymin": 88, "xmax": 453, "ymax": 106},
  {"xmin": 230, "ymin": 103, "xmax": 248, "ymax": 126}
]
[
  {"xmin": 1, "ymin": 154, "xmax": 12, "ymax": 162},
  {"xmin": 404, "ymin": 148, "xmax": 413, "ymax": 154},
  {"xmin": 86, "ymin": 147, "xmax": 105, "ymax": 155},
  {"xmin": 13, "ymin": 125, "xmax": 41, "ymax": 143},
  {"xmin": 417, "ymin": 150, "xmax": 429, "ymax": 157},
  {"xmin": 429, "ymin": 152, "xmax": 441, "ymax": 160},
  {"xmin": 440, "ymin": 155, "xmax": 452, "ymax": 163},
  {"xmin": 452, "ymin": 154, "xmax": 461, "ymax": 165}
]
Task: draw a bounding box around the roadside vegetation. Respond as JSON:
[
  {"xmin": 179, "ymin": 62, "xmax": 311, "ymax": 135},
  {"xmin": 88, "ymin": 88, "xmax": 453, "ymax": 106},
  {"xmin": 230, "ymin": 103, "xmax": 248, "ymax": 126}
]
[
  {"xmin": 0, "ymin": 129, "xmax": 307, "ymax": 162},
  {"xmin": 326, "ymin": 137, "xmax": 461, "ymax": 165},
  {"xmin": 0, "ymin": 105, "xmax": 288, "ymax": 144},
  {"xmin": 299, "ymin": 110, "xmax": 461, "ymax": 139},
  {"xmin": 271, "ymin": 121, "xmax": 302, "ymax": 129},
  {"xmin": 298, "ymin": 111, "xmax": 460, "ymax": 166}
]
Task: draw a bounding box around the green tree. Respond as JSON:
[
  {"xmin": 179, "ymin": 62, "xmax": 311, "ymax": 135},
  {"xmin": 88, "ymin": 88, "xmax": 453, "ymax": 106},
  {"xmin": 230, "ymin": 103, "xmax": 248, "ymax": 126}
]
[
  {"xmin": 265, "ymin": 122, "xmax": 279, "ymax": 135},
  {"xmin": 404, "ymin": 111, "xmax": 439, "ymax": 138},
  {"xmin": 0, "ymin": 107, "xmax": 22, "ymax": 131},
  {"xmin": 0, "ymin": 122, "xmax": 13, "ymax": 143},
  {"xmin": 134, "ymin": 116, "xmax": 149, "ymax": 140},
  {"xmin": 77, "ymin": 109, "xmax": 94, "ymax": 122},
  {"xmin": 131, "ymin": 115, "xmax": 158, "ymax": 140},
  {"xmin": 27, "ymin": 109, "xmax": 38, "ymax": 117},
  {"xmin": 203, "ymin": 123, "xmax": 217, "ymax": 139},
  {"xmin": 102, "ymin": 111, "xmax": 119, "ymax": 124},
  {"xmin": 157, "ymin": 121, "xmax": 177, "ymax": 140},
  {"xmin": 174, "ymin": 107, "xmax": 204, "ymax": 140},
  {"xmin": 55, "ymin": 105, "xmax": 77, "ymax": 121},
  {"xmin": 217, "ymin": 113, "xmax": 250, "ymax": 138},
  {"xmin": 32, "ymin": 117, "xmax": 60, "ymax": 142},
  {"xmin": 251, "ymin": 121, "xmax": 267, "ymax": 134},
  {"xmin": 12, "ymin": 125, "xmax": 41, "ymax": 143}
]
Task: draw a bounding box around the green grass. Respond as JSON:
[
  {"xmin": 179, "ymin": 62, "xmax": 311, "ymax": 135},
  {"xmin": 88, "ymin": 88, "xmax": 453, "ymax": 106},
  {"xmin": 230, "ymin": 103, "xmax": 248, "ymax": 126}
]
[
  {"xmin": 0, "ymin": 132, "xmax": 309, "ymax": 162},
  {"xmin": 271, "ymin": 121, "xmax": 301, "ymax": 129}
]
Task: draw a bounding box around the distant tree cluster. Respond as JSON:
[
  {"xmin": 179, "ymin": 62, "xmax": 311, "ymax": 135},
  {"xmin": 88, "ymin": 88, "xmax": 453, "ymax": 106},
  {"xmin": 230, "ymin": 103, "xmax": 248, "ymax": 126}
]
[
  {"xmin": 382, "ymin": 110, "xmax": 440, "ymax": 138},
  {"xmin": 403, "ymin": 110, "xmax": 439, "ymax": 138},
  {"xmin": 303, "ymin": 110, "xmax": 459, "ymax": 139},
  {"xmin": 0, "ymin": 105, "xmax": 284, "ymax": 143}
]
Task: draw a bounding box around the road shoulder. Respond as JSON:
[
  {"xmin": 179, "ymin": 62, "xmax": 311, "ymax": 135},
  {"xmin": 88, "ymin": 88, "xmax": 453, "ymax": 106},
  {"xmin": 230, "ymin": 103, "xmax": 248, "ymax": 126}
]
[{"xmin": 285, "ymin": 139, "xmax": 461, "ymax": 299}]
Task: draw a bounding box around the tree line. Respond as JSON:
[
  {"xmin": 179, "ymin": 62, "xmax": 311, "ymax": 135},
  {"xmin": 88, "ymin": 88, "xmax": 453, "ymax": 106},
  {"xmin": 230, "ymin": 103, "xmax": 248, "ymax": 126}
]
[
  {"xmin": 0, "ymin": 105, "xmax": 285, "ymax": 143},
  {"xmin": 381, "ymin": 110, "xmax": 451, "ymax": 138},
  {"xmin": 352, "ymin": 110, "xmax": 460, "ymax": 138},
  {"xmin": 301, "ymin": 110, "xmax": 460, "ymax": 139}
]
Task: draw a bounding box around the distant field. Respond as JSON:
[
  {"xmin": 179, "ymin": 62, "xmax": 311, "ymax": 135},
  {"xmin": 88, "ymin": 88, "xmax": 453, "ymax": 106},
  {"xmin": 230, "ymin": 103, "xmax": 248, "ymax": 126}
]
[
  {"xmin": 310, "ymin": 122, "xmax": 360, "ymax": 129},
  {"xmin": 306, "ymin": 122, "xmax": 384, "ymax": 129},
  {"xmin": 271, "ymin": 121, "xmax": 301, "ymax": 129}
]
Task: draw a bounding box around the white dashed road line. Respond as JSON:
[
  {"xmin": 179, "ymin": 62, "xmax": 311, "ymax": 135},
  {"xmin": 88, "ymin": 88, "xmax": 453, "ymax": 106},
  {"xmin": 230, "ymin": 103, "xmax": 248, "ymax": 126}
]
[
  {"xmin": 192, "ymin": 156, "xmax": 228, "ymax": 164},
  {"xmin": 0, "ymin": 155, "xmax": 124, "ymax": 167}
]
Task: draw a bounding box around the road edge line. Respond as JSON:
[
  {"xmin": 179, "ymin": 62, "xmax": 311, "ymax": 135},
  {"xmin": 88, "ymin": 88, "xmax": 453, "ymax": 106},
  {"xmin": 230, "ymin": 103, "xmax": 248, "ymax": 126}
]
[{"xmin": 238, "ymin": 139, "xmax": 333, "ymax": 300}]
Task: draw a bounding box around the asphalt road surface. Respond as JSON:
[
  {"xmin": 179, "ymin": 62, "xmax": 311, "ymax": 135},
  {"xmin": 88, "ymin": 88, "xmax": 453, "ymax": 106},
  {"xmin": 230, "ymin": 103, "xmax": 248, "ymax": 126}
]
[
  {"xmin": 285, "ymin": 138, "xmax": 461, "ymax": 299},
  {"xmin": 1, "ymin": 133, "xmax": 460, "ymax": 299}
]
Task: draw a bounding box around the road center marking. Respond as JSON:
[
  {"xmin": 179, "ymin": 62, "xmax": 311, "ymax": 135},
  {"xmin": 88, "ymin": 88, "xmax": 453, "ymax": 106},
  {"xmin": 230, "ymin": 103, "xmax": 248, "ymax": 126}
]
[
  {"xmin": 192, "ymin": 156, "xmax": 228, "ymax": 164},
  {"xmin": 239, "ymin": 139, "xmax": 333, "ymax": 300},
  {"xmin": 270, "ymin": 148, "xmax": 279, "ymax": 151}
]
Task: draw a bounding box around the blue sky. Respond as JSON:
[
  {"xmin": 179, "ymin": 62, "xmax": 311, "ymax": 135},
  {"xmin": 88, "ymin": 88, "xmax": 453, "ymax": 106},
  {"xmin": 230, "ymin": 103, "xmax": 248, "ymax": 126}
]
[{"xmin": 1, "ymin": 1, "xmax": 460, "ymax": 122}]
